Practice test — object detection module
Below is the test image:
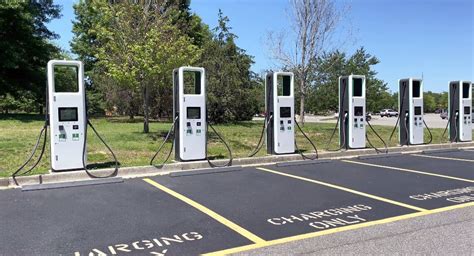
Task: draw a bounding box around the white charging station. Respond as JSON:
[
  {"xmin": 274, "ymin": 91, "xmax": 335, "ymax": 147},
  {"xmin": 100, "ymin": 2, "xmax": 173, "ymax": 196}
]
[
  {"xmin": 173, "ymin": 67, "xmax": 206, "ymax": 161},
  {"xmin": 48, "ymin": 60, "xmax": 87, "ymax": 171},
  {"xmin": 339, "ymin": 75, "xmax": 366, "ymax": 149},
  {"xmin": 265, "ymin": 72, "xmax": 295, "ymax": 154},
  {"xmin": 398, "ymin": 78, "xmax": 424, "ymax": 145},
  {"xmin": 448, "ymin": 81, "xmax": 472, "ymax": 142}
]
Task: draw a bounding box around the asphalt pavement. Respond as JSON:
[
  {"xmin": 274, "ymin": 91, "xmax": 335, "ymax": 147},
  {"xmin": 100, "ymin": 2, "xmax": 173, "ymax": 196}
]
[{"xmin": 0, "ymin": 150, "xmax": 473, "ymax": 255}]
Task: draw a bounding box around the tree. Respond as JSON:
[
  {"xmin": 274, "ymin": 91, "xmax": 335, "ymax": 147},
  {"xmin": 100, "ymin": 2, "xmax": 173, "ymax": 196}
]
[
  {"xmin": 308, "ymin": 48, "xmax": 390, "ymax": 113},
  {"xmin": 267, "ymin": 0, "xmax": 348, "ymax": 124},
  {"xmin": 93, "ymin": 1, "xmax": 200, "ymax": 132},
  {"xmin": 0, "ymin": 1, "xmax": 61, "ymax": 112},
  {"xmin": 199, "ymin": 10, "xmax": 259, "ymax": 123}
]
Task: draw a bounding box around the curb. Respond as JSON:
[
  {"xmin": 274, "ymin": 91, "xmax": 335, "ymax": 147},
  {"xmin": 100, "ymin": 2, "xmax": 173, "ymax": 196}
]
[{"xmin": 1, "ymin": 141, "xmax": 473, "ymax": 189}]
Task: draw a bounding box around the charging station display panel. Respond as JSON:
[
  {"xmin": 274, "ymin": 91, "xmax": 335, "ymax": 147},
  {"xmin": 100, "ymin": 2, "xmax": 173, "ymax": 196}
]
[
  {"xmin": 187, "ymin": 107, "xmax": 201, "ymax": 119},
  {"xmin": 354, "ymin": 107, "xmax": 363, "ymax": 116},
  {"xmin": 175, "ymin": 67, "xmax": 206, "ymax": 161},
  {"xmin": 415, "ymin": 106, "xmax": 422, "ymax": 115},
  {"xmin": 48, "ymin": 60, "xmax": 86, "ymax": 171},
  {"xmin": 464, "ymin": 107, "xmax": 471, "ymax": 115},
  {"xmin": 58, "ymin": 108, "xmax": 78, "ymax": 122}
]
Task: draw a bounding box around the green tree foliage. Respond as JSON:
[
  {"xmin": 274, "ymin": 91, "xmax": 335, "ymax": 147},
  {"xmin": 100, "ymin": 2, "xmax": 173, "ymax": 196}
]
[
  {"xmin": 199, "ymin": 10, "xmax": 260, "ymax": 123},
  {"xmin": 308, "ymin": 48, "xmax": 395, "ymax": 113},
  {"xmin": 91, "ymin": 1, "xmax": 200, "ymax": 132},
  {"xmin": 0, "ymin": 1, "xmax": 61, "ymax": 112}
]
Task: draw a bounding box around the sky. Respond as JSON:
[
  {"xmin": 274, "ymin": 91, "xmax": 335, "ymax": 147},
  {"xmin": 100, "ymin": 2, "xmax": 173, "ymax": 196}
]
[{"xmin": 47, "ymin": 0, "xmax": 473, "ymax": 93}]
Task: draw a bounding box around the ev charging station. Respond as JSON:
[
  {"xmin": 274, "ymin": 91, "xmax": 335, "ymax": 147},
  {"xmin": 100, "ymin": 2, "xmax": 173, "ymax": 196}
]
[
  {"xmin": 338, "ymin": 75, "xmax": 366, "ymax": 149},
  {"xmin": 398, "ymin": 78, "xmax": 424, "ymax": 145},
  {"xmin": 173, "ymin": 67, "xmax": 207, "ymax": 161},
  {"xmin": 265, "ymin": 72, "xmax": 295, "ymax": 154},
  {"xmin": 48, "ymin": 60, "xmax": 87, "ymax": 171},
  {"xmin": 151, "ymin": 66, "xmax": 232, "ymax": 167},
  {"xmin": 13, "ymin": 59, "xmax": 118, "ymax": 185},
  {"xmin": 448, "ymin": 81, "xmax": 472, "ymax": 142}
]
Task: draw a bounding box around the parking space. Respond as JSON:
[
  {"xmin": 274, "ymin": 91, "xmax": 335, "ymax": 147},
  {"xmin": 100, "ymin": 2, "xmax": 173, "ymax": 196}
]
[
  {"xmin": 0, "ymin": 179, "xmax": 252, "ymax": 255},
  {"xmin": 416, "ymin": 149, "xmax": 474, "ymax": 161},
  {"xmin": 268, "ymin": 160, "xmax": 474, "ymax": 209},
  {"xmin": 352, "ymin": 154, "xmax": 474, "ymax": 181}
]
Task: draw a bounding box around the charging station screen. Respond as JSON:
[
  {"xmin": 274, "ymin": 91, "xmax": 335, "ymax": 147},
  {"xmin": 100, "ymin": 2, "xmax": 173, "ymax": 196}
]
[
  {"xmin": 58, "ymin": 107, "xmax": 78, "ymax": 122},
  {"xmin": 354, "ymin": 107, "xmax": 363, "ymax": 116},
  {"xmin": 280, "ymin": 107, "xmax": 291, "ymax": 118},
  {"xmin": 353, "ymin": 78, "xmax": 363, "ymax": 97},
  {"xmin": 187, "ymin": 107, "xmax": 201, "ymax": 119},
  {"xmin": 412, "ymin": 81, "xmax": 421, "ymax": 98},
  {"xmin": 464, "ymin": 107, "xmax": 470, "ymax": 115},
  {"xmin": 415, "ymin": 106, "xmax": 422, "ymax": 115},
  {"xmin": 462, "ymin": 83, "xmax": 470, "ymax": 99}
]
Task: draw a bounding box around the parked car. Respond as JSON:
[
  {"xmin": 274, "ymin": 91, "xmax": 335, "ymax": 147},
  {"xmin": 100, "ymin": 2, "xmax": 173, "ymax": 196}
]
[
  {"xmin": 379, "ymin": 109, "xmax": 398, "ymax": 117},
  {"xmin": 440, "ymin": 109, "xmax": 448, "ymax": 119}
]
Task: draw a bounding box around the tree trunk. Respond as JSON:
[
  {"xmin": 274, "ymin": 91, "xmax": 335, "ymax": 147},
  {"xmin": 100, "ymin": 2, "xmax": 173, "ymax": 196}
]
[
  {"xmin": 143, "ymin": 84, "xmax": 150, "ymax": 133},
  {"xmin": 299, "ymin": 79, "xmax": 305, "ymax": 125}
]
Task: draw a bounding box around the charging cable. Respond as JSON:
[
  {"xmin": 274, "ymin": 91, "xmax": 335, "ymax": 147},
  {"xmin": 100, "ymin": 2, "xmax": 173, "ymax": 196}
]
[{"xmin": 150, "ymin": 116, "xmax": 178, "ymax": 167}]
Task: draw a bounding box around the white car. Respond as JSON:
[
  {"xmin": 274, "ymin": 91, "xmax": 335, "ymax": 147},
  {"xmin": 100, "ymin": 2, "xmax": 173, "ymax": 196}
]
[{"xmin": 380, "ymin": 109, "xmax": 398, "ymax": 117}]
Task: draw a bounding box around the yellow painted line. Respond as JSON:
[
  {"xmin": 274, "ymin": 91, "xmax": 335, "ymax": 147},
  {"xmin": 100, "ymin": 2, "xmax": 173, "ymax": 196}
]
[
  {"xmin": 203, "ymin": 202, "xmax": 474, "ymax": 255},
  {"xmin": 142, "ymin": 178, "xmax": 266, "ymax": 244},
  {"xmin": 256, "ymin": 167, "xmax": 428, "ymax": 212},
  {"xmin": 343, "ymin": 160, "xmax": 474, "ymax": 183},
  {"xmin": 412, "ymin": 153, "xmax": 474, "ymax": 163}
]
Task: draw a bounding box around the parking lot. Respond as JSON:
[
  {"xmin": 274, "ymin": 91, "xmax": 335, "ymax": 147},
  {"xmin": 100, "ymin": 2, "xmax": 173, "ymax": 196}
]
[
  {"xmin": 303, "ymin": 113, "xmax": 449, "ymax": 128},
  {"xmin": 0, "ymin": 150, "xmax": 473, "ymax": 255}
]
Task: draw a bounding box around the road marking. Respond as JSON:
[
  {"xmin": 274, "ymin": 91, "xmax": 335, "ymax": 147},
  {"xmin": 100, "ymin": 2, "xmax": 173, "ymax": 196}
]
[
  {"xmin": 412, "ymin": 153, "xmax": 474, "ymax": 163},
  {"xmin": 343, "ymin": 160, "xmax": 474, "ymax": 183},
  {"xmin": 203, "ymin": 202, "xmax": 474, "ymax": 255},
  {"xmin": 143, "ymin": 178, "xmax": 266, "ymax": 244},
  {"xmin": 256, "ymin": 167, "xmax": 428, "ymax": 212}
]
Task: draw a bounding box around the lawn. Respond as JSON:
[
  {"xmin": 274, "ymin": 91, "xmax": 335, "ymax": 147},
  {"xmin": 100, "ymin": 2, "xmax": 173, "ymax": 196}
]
[{"xmin": 0, "ymin": 114, "xmax": 455, "ymax": 178}]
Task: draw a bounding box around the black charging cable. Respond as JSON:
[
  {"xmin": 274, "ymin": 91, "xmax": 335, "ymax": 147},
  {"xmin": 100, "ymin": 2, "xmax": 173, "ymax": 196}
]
[
  {"xmin": 206, "ymin": 119, "xmax": 233, "ymax": 167},
  {"xmin": 442, "ymin": 86, "xmax": 457, "ymax": 142},
  {"xmin": 248, "ymin": 115, "xmax": 272, "ymax": 157},
  {"xmin": 326, "ymin": 112, "xmax": 347, "ymax": 151},
  {"xmin": 366, "ymin": 119, "xmax": 388, "ymax": 154},
  {"xmin": 12, "ymin": 119, "xmax": 48, "ymax": 186},
  {"xmin": 326, "ymin": 82, "xmax": 348, "ymax": 151},
  {"xmin": 389, "ymin": 85, "xmax": 407, "ymax": 144},
  {"xmin": 150, "ymin": 116, "xmax": 178, "ymax": 167},
  {"xmin": 81, "ymin": 118, "xmax": 119, "ymax": 179},
  {"xmin": 294, "ymin": 117, "xmax": 318, "ymax": 160},
  {"xmin": 12, "ymin": 88, "xmax": 50, "ymax": 186}
]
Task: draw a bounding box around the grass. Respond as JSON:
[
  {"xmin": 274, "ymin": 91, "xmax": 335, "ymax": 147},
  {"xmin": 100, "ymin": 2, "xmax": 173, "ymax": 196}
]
[{"xmin": 0, "ymin": 114, "xmax": 460, "ymax": 178}]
